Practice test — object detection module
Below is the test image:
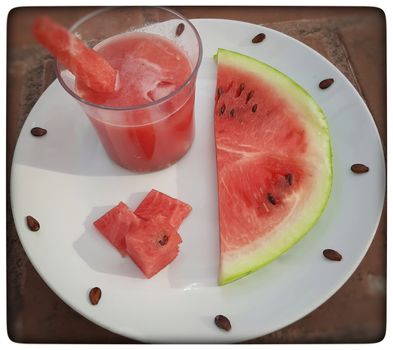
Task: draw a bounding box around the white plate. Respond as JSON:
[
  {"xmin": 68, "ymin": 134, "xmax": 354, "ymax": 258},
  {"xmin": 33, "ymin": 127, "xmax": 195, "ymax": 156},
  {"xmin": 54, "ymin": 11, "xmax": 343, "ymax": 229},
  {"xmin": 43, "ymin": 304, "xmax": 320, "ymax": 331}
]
[{"xmin": 10, "ymin": 19, "xmax": 385, "ymax": 343}]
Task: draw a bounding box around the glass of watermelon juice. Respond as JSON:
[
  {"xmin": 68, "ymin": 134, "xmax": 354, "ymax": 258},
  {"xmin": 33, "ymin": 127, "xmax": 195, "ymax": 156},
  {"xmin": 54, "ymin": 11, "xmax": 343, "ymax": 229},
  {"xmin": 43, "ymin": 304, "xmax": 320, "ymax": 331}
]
[{"xmin": 56, "ymin": 7, "xmax": 202, "ymax": 172}]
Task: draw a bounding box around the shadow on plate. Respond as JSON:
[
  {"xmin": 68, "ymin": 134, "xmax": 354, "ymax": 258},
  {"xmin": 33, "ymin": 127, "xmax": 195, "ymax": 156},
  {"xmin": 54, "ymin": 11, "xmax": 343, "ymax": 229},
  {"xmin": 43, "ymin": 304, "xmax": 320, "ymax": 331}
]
[
  {"xmin": 166, "ymin": 93, "xmax": 220, "ymax": 289},
  {"xmin": 14, "ymin": 98, "xmax": 171, "ymax": 177}
]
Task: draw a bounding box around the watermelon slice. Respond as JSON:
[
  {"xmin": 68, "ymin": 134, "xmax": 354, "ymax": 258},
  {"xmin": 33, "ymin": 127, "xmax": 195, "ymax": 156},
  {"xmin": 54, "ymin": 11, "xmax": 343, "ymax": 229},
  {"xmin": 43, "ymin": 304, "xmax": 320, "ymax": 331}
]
[
  {"xmin": 33, "ymin": 16, "xmax": 117, "ymax": 93},
  {"xmin": 125, "ymin": 215, "xmax": 182, "ymax": 278},
  {"xmin": 93, "ymin": 202, "xmax": 138, "ymax": 256},
  {"xmin": 213, "ymin": 49, "xmax": 333, "ymax": 285},
  {"xmin": 135, "ymin": 189, "xmax": 192, "ymax": 230}
]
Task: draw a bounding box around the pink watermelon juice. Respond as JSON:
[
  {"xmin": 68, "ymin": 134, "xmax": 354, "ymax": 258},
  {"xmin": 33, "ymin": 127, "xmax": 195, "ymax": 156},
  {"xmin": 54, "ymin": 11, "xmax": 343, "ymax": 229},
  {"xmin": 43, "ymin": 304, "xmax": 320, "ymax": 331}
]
[
  {"xmin": 75, "ymin": 32, "xmax": 195, "ymax": 172},
  {"xmin": 52, "ymin": 8, "xmax": 202, "ymax": 171}
]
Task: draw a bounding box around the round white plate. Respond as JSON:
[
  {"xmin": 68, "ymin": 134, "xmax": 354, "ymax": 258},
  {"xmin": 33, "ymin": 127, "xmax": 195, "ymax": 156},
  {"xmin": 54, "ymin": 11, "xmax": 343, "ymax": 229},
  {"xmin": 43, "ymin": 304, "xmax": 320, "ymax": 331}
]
[{"xmin": 10, "ymin": 19, "xmax": 385, "ymax": 343}]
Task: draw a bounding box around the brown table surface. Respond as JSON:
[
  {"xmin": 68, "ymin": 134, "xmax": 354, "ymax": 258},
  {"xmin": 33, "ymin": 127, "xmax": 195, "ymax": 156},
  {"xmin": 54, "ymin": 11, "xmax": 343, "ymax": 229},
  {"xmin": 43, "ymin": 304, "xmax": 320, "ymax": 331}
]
[{"xmin": 7, "ymin": 6, "xmax": 386, "ymax": 344}]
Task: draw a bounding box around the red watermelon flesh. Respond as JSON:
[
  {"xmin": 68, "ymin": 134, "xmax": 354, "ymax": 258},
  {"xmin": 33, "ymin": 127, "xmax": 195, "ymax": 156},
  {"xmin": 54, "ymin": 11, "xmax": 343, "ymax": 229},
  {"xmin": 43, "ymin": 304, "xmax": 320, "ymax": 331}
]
[
  {"xmin": 93, "ymin": 190, "xmax": 190, "ymax": 278},
  {"xmin": 93, "ymin": 202, "xmax": 138, "ymax": 256},
  {"xmin": 125, "ymin": 215, "xmax": 182, "ymax": 278},
  {"xmin": 214, "ymin": 49, "xmax": 332, "ymax": 285},
  {"xmin": 33, "ymin": 16, "xmax": 117, "ymax": 93},
  {"xmin": 135, "ymin": 189, "xmax": 192, "ymax": 230}
]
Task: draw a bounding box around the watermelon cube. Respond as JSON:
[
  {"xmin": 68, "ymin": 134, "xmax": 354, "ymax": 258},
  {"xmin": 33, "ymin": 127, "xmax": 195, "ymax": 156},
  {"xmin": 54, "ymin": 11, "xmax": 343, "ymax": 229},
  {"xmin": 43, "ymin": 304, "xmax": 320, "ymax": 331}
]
[
  {"xmin": 135, "ymin": 189, "xmax": 192, "ymax": 230},
  {"xmin": 125, "ymin": 215, "xmax": 182, "ymax": 278},
  {"xmin": 93, "ymin": 189, "xmax": 191, "ymax": 278},
  {"xmin": 93, "ymin": 202, "xmax": 139, "ymax": 256}
]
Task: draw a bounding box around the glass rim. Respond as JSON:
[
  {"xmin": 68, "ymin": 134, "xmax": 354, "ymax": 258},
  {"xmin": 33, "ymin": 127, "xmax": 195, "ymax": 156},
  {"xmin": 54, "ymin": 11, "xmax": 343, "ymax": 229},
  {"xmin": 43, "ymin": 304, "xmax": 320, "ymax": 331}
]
[{"xmin": 55, "ymin": 6, "xmax": 203, "ymax": 111}]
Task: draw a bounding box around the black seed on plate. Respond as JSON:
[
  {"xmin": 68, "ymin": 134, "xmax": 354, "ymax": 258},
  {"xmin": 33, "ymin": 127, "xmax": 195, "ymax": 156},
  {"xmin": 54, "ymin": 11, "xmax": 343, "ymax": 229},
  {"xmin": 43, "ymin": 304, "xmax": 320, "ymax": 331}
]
[
  {"xmin": 252, "ymin": 104, "xmax": 258, "ymax": 113},
  {"xmin": 252, "ymin": 33, "xmax": 266, "ymax": 43},
  {"xmin": 214, "ymin": 315, "xmax": 231, "ymax": 331},
  {"xmin": 176, "ymin": 23, "xmax": 185, "ymax": 36},
  {"xmin": 89, "ymin": 287, "xmax": 102, "ymax": 305},
  {"xmin": 323, "ymin": 249, "xmax": 342, "ymax": 261},
  {"xmin": 26, "ymin": 215, "xmax": 40, "ymax": 231},
  {"xmin": 31, "ymin": 127, "xmax": 47, "ymax": 137},
  {"xmin": 220, "ymin": 104, "xmax": 226, "ymax": 115},
  {"xmin": 319, "ymin": 78, "xmax": 334, "ymax": 89},
  {"xmin": 267, "ymin": 193, "xmax": 277, "ymax": 205},
  {"xmin": 351, "ymin": 163, "xmax": 369, "ymax": 174},
  {"xmin": 229, "ymin": 109, "xmax": 235, "ymax": 117}
]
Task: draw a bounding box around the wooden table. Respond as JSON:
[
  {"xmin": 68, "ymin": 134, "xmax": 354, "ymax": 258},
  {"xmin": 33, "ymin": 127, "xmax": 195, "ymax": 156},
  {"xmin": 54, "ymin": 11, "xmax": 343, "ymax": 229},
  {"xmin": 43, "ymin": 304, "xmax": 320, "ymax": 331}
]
[{"xmin": 7, "ymin": 6, "xmax": 386, "ymax": 343}]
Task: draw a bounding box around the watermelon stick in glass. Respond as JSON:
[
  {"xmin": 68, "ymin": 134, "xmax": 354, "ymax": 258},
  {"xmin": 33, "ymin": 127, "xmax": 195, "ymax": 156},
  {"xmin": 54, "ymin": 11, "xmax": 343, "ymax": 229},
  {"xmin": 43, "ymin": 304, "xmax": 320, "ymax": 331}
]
[
  {"xmin": 34, "ymin": 7, "xmax": 202, "ymax": 172},
  {"xmin": 33, "ymin": 16, "xmax": 117, "ymax": 93}
]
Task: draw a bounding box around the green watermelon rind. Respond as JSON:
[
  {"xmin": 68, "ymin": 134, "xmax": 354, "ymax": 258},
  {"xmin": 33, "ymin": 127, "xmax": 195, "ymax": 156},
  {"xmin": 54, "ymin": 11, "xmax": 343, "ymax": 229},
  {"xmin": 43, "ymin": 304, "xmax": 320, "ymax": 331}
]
[{"xmin": 215, "ymin": 48, "xmax": 333, "ymax": 285}]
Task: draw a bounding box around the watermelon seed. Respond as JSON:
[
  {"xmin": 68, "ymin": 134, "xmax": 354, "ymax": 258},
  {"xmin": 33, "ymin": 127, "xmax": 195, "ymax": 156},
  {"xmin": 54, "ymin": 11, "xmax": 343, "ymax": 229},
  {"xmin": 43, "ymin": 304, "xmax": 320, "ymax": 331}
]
[
  {"xmin": 323, "ymin": 249, "xmax": 342, "ymax": 261},
  {"xmin": 159, "ymin": 235, "xmax": 169, "ymax": 246},
  {"xmin": 26, "ymin": 215, "xmax": 40, "ymax": 231},
  {"xmin": 214, "ymin": 315, "xmax": 231, "ymax": 331},
  {"xmin": 252, "ymin": 104, "xmax": 258, "ymax": 113},
  {"xmin": 285, "ymin": 173, "xmax": 293, "ymax": 185},
  {"xmin": 31, "ymin": 127, "xmax": 47, "ymax": 137},
  {"xmin": 89, "ymin": 287, "xmax": 102, "ymax": 305},
  {"xmin": 236, "ymin": 83, "xmax": 245, "ymax": 97},
  {"xmin": 246, "ymin": 90, "xmax": 254, "ymax": 103},
  {"xmin": 229, "ymin": 109, "xmax": 235, "ymax": 117},
  {"xmin": 217, "ymin": 87, "xmax": 223, "ymax": 99},
  {"xmin": 351, "ymin": 163, "xmax": 369, "ymax": 174},
  {"xmin": 267, "ymin": 193, "xmax": 277, "ymax": 205},
  {"xmin": 176, "ymin": 23, "xmax": 185, "ymax": 36},
  {"xmin": 252, "ymin": 33, "xmax": 266, "ymax": 43},
  {"xmin": 220, "ymin": 104, "xmax": 226, "ymax": 115},
  {"xmin": 319, "ymin": 78, "xmax": 334, "ymax": 89}
]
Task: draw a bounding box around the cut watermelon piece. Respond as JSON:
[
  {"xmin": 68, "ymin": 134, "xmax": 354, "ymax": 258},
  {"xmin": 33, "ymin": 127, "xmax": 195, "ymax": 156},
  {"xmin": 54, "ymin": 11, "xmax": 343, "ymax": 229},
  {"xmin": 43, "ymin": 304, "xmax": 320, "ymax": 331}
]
[
  {"xmin": 93, "ymin": 193, "xmax": 187, "ymax": 278},
  {"xmin": 93, "ymin": 202, "xmax": 138, "ymax": 256},
  {"xmin": 125, "ymin": 215, "xmax": 182, "ymax": 278},
  {"xmin": 33, "ymin": 16, "xmax": 117, "ymax": 93},
  {"xmin": 213, "ymin": 49, "xmax": 333, "ymax": 285},
  {"xmin": 135, "ymin": 189, "xmax": 192, "ymax": 230}
]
